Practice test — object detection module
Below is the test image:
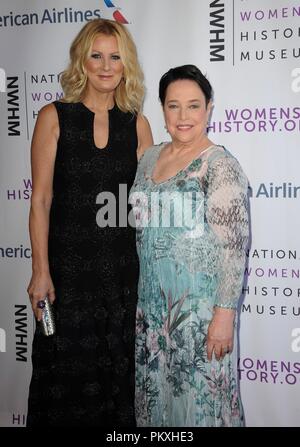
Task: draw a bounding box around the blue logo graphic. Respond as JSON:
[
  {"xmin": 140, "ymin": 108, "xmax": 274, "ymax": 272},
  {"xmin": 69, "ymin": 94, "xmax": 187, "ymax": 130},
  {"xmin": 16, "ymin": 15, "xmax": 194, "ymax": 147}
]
[{"xmin": 103, "ymin": 0, "xmax": 129, "ymax": 23}]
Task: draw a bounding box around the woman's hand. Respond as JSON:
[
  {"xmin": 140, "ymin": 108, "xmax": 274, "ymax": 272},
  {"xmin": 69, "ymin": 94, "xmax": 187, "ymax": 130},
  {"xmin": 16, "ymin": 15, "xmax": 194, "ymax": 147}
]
[
  {"xmin": 207, "ymin": 307, "xmax": 235, "ymax": 361},
  {"xmin": 27, "ymin": 272, "xmax": 56, "ymax": 321}
]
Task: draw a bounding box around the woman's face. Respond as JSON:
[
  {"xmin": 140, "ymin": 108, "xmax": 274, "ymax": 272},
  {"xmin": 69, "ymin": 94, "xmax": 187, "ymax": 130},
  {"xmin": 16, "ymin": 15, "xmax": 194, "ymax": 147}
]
[
  {"xmin": 163, "ymin": 79, "xmax": 211, "ymax": 145},
  {"xmin": 84, "ymin": 34, "xmax": 124, "ymax": 95}
]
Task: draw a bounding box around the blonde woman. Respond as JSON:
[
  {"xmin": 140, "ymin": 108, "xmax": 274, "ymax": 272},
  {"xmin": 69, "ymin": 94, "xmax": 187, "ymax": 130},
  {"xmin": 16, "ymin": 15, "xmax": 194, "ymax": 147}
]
[{"xmin": 27, "ymin": 19, "xmax": 153, "ymax": 427}]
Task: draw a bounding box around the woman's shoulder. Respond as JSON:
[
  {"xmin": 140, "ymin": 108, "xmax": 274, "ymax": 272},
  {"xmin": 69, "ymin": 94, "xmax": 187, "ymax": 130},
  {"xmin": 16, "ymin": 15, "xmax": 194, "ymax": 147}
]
[
  {"xmin": 146, "ymin": 142, "xmax": 165, "ymax": 153},
  {"xmin": 206, "ymin": 145, "xmax": 248, "ymax": 183},
  {"xmin": 204, "ymin": 144, "xmax": 228, "ymax": 161},
  {"xmin": 36, "ymin": 102, "xmax": 59, "ymax": 124},
  {"xmin": 138, "ymin": 142, "xmax": 164, "ymax": 163},
  {"xmin": 206, "ymin": 145, "xmax": 242, "ymax": 166}
]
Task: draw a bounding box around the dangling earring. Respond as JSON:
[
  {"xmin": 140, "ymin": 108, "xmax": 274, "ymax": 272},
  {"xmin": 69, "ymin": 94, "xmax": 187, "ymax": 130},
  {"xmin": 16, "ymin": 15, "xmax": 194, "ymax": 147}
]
[{"xmin": 164, "ymin": 124, "xmax": 168, "ymax": 133}]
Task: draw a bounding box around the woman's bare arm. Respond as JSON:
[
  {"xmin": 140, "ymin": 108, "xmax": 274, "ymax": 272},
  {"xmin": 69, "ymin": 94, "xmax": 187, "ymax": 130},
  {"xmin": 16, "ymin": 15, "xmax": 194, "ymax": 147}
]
[{"xmin": 27, "ymin": 103, "xmax": 59, "ymax": 321}]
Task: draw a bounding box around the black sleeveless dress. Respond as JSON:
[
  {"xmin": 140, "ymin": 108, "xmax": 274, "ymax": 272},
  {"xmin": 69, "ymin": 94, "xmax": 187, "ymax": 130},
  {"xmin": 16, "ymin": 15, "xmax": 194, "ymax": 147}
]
[{"xmin": 27, "ymin": 102, "xmax": 139, "ymax": 427}]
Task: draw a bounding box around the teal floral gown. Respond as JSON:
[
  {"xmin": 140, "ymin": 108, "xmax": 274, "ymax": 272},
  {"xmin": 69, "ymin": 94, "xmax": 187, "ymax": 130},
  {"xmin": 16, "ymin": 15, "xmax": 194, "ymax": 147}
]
[{"xmin": 129, "ymin": 144, "xmax": 249, "ymax": 427}]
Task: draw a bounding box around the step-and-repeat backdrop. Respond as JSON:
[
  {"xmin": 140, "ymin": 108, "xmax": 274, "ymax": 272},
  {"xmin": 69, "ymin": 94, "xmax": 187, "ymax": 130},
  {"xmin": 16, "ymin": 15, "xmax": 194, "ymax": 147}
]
[{"xmin": 0, "ymin": 0, "xmax": 299, "ymax": 427}]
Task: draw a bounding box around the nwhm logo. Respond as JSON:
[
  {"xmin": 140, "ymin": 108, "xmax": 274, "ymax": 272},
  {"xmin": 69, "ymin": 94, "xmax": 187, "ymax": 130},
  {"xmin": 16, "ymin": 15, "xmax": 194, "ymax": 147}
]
[
  {"xmin": 7, "ymin": 76, "xmax": 20, "ymax": 136},
  {"xmin": 209, "ymin": 0, "xmax": 225, "ymax": 62},
  {"xmin": 15, "ymin": 305, "xmax": 28, "ymax": 362}
]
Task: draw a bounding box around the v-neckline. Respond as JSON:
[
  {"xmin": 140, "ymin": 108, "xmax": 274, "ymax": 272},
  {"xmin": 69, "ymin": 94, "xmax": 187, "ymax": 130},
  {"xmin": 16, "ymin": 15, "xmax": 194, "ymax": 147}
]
[
  {"xmin": 79, "ymin": 102, "xmax": 116, "ymax": 151},
  {"xmin": 150, "ymin": 143, "xmax": 216, "ymax": 186}
]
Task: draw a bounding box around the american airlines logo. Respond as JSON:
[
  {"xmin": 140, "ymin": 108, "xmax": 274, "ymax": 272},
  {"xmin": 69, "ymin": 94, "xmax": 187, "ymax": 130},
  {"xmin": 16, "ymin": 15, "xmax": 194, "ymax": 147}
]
[{"xmin": 103, "ymin": 0, "xmax": 129, "ymax": 23}]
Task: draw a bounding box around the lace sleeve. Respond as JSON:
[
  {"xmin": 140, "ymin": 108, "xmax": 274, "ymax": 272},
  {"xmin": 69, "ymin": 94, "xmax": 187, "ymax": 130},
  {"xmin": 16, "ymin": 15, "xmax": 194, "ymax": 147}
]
[{"xmin": 206, "ymin": 154, "xmax": 249, "ymax": 309}]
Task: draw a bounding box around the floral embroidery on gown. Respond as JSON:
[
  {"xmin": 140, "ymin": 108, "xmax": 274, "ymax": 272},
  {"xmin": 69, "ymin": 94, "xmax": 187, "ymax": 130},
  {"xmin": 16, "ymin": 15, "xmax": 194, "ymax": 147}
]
[{"xmin": 130, "ymin": 144, "xmax": 249, "ymax": 427}]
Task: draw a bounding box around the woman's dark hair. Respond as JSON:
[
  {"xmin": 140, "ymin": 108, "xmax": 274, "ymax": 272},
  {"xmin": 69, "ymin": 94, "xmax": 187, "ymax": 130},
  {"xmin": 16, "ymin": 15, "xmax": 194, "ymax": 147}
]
[{"xmin": 159, "ymin": 64, "xmax": 213, "ymax": 107}]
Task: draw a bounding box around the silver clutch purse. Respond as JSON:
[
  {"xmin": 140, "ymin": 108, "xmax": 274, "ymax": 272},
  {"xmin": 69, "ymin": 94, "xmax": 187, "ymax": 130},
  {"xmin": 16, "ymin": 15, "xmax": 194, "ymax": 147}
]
[{"xmin": 37, "ymin": 296, "xmax": 56, "ymax": 336}]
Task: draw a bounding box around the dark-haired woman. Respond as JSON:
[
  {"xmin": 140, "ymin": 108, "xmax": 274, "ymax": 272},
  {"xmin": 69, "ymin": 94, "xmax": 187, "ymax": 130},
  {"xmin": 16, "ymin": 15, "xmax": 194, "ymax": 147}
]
[{"xmin": 130, "ymin": 65, "xmax": 249, "ymax": 427}]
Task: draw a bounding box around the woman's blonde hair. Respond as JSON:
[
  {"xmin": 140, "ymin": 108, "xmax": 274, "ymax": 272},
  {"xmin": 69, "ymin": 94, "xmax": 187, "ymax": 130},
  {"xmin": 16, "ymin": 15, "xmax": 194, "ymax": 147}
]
[{"xmin": 60, "ymin": 19, "xmax": 145, "ymax": 114}]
